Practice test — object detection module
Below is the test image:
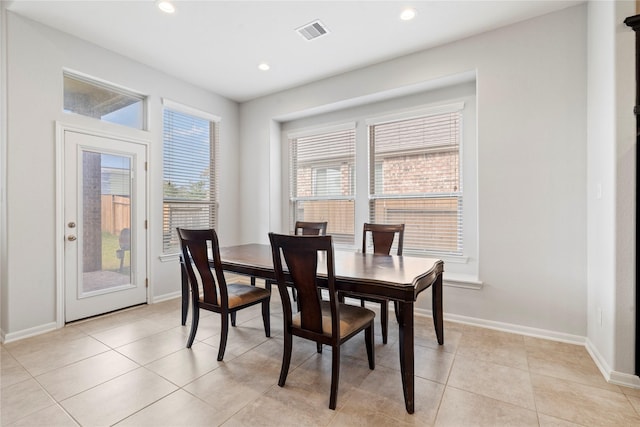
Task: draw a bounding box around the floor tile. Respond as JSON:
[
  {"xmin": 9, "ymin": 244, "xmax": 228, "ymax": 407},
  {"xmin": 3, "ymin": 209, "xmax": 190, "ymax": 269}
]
[
  {"xmin": 115, "ymin": 389, "xmax": 221, "ymax": 426},
  {"xmin": 90, "ymin": 318, "xmax": 169, "ymax": 348},
  {"xmin": 338, "ymin": 365, "xmax": 444, "ymax": 426},
  {"xmin": 115, "ymin": 329, "xmax": 187, "ymax": 365},
  {"xmin": 60, "ymin": 367, "xmax": 178, "ymax": 426},
  {"xmin": 537, "ymin": 413, "xmax": 586, "ymax": 426},
  {"xmin": 8, "ymin": 336, "xmax": 110, "ymax": 376},
  {"xmin": 1, "ymin": 378, "xmax": 56, "ymax": 425},
  {"xmin": 456, "ymin": 325, "xmax": 528, "ymax": 370},
  {"xmin": 531, "ymin": 373, "xmax": 640, "ymax": 426},
  {"xmin": 144, "ymin": 341, "xmax": 222, "ymax": 386},
  {"xmin": 525, "ymin": 337, "xmax": 620, "ymax": 392},
  {"xmin": 0, "ymin": 347, "xmax": 31, "ymax": 389},
  {"xmin": 7, "ymin": 404, "xmax": 78, "ymax": 427},
  {"xmin": 435, "ymin": 387, "xmax": 538, "ymax": 426},
  {"xmin": 447, "ymin": 354, "xmax": 536, "ymax": 409},
  {"xmin": 36, "ymin": 350, "xmax": 139, "ymax": 400}
]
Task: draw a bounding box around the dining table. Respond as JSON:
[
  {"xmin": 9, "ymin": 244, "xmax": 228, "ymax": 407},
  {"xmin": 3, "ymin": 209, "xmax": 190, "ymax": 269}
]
[{"xmin": 180, "ymin": 243, "xmax": 444, "ymax": 414}]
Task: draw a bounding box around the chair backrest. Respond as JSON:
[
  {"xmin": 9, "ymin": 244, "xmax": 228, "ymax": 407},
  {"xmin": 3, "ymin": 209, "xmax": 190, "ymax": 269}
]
[
  {"xmin": 119, "ymin": 228, "xmax": 131, "ymax": 250},
  {"xmin": 269, "ymin": 233, "xmax": 337, "ymax": 338},
  {"xmin": 294, "ymin": 221, "xmax": 328, "ymax": 236},
  {"xmin": 177, "ymin": 228, "xmax": 228, "ymax": 308},
  {"xmin": 362, "ymin": 223, "xmax": 405, "ymax": 256}
]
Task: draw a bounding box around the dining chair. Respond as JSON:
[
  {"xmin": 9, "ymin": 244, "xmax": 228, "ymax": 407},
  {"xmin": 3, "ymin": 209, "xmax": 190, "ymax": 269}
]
[
  {"xmin": 260, "ymin": 220, "xmax": 328, "ymax": 302},
  {"xmin": 116, "ymin": 227, "xmax": 130, "ymax": 273},
  {"xmin": 268, "ymin": 232, "xmax": 375, "ymax": 410},
  {"xmin": 294, "ymin": 220, "xmax": 327, "ymax": 236},
  {"xmin": 344, "ymin": 223, "xmax": 405, "ymax": 344},
  {"xmin": 177, "ymin": 227, "xmax": 271, "ymax": 361}
]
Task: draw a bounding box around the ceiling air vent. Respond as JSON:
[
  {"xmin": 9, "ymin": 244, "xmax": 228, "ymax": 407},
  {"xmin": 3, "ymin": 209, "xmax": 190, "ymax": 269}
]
[{"xmin": 296, "ymin": 20, "xmax": 329, "ymax": 41}]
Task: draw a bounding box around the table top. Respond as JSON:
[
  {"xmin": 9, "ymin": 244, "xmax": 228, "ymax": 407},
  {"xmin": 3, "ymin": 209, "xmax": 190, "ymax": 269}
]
[{"xmin": 219, "ymin": 243, "xmax": 444, "ymax": 302}]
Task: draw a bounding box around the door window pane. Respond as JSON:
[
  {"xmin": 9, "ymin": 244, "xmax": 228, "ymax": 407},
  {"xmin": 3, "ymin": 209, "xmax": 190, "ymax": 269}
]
[{"xmin": 82, "ymin": 151, "xmax": 132, "ymax": 295}]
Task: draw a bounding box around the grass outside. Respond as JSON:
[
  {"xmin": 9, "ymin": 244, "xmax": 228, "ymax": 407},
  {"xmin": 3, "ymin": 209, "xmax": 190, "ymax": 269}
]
[{"xmin": 102, "ymin": 231, "xmax": 129, "ymax": 271}]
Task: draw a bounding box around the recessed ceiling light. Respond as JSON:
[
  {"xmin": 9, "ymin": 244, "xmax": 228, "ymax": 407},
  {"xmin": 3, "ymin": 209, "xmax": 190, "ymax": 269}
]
[
  {"xmin": 157, "ymin": 0, "xmax": 175, "ymax": 14},
  {"xmin": 258, "ymin": 62, "xmax": 270, "ymax": 71},
  {"xmin": 400, "ymin": 8, "xmax": 416, "ymax": 21}
]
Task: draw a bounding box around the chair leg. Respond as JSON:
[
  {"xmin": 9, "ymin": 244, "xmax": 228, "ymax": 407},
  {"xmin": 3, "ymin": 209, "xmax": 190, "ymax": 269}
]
[
  {"xmin": 380, "ymin": 300, "xmax": 388, "ymax": 344},
  {"xmin": 186, "ymin": 306, "xmax": 199, "ymax": 348},
  {"xmin": 394, "ymin": 301, "xmax": 400, "ymax": 324},
  {"xmin": 329, "ymin": 345, "xmax": 340, "ymax": 410},
  {"xmin": 181, "ymin": 265, "xmax": 189, "ymax": 326},
  {"xmin": 278, "ymin": 331, "xmax": 293, "ymax": 387},
  {"xmin": 365, "ymin": 324, "xmax": 375, "ymax": 370},
  {"xmin": 360, "ymin": 298, "xmax": 365, "ymax": 308},
  {"xmin": 262, "ymin": 300, "xmax": 271, "ymax": 337},
  {"xmin": 231, "ymin": 311, "xmax": 237, "ymax": 327},
  {"xmin": 251, "ymin": 276, "xmax": 256, "ymax": 286},
  {"xmin": 317, "ymin": 342, "xmax": 322, "ymax": 353},
  {"xmin": 217, "ymin": 313, "xmax": 229, "ymax": 361}
]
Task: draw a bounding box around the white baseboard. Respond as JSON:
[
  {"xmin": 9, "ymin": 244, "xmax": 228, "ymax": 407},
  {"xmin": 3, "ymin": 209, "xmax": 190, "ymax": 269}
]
[
  {"xmin": 151, "ymin": 290, "xmax": 182, "ymax": 304},
  {"xmin": 1, "ymin": 321, "xmax": 58, "ymax": 344},
  {"xmin": 414, "ymin": 307, "xmax": 585, "ymax": 345},
  {"xmin": 585, "ymin": 338, "xmax": 640, "ymax": 390}
]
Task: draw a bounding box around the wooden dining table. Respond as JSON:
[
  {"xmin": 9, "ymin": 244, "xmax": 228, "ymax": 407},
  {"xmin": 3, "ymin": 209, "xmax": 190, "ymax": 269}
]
[{"xmin": 180, "ymin": 243, "xmax": 444, "ymax": 414}]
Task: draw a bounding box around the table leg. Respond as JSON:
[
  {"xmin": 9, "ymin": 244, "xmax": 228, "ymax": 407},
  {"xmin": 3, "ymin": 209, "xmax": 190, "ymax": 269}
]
[
  {"xmin": 432, "ymin": 273, "xmax": 444, "ymax": 345},
  {"xmin": 398, "ymin": 300, "xmax": 415, "ymax": 414},
  {"xmin": 181, "ymin": 260, "xmax": 189, "ymax": 326}
]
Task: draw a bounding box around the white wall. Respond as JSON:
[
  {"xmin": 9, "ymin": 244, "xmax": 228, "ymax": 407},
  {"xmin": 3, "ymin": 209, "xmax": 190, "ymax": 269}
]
[
  {"xmin": 240, "ymin": 5, "xmax": 589, "ymax": 340},
  {"xmin": 1, "ymin": 12, "xmax": 240, "ymax": 339},
  {"xmin": 586, "ymin": 0, "xmax": 637, "ymax": 384}
]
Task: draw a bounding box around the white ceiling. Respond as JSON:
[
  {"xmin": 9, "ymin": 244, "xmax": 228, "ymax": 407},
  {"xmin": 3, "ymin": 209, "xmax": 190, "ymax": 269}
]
[{"xmin": 7, "ymin": 0, "xmax": 583, "ymax": 102}]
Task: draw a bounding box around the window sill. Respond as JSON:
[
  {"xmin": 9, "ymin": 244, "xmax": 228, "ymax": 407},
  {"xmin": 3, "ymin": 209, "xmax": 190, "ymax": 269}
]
[
  {"xmin": 159, "ymin": 253, "xmax": 180, "ymax": 263},
  {"xmin": 443, "ymin": 274, "xmax": 483, "ymax": 290}
]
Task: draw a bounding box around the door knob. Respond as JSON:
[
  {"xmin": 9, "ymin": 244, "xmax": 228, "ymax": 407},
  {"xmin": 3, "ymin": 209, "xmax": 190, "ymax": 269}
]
[
  {"xmin": 67, "ymin": 235, "xmax": 77, "ymax": 241},
  {"xmin": 68, "ymin": 222, "xmax": 76, "ymax": 228}
]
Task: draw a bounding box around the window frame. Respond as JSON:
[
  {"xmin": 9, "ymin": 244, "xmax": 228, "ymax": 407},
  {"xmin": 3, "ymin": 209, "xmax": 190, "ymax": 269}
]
[
  {"xmin": 63, "ymin": 70, "xmax": 147, "ymax": 130},
  {"xmin": 281, "ymin": 84, "xmax": 478, "ymax": 284},
  {"xmin": 161, "ymin": 99, "xmax": 220, "ymax": 254},
  {"xmin": 287, "ymin": 122, "xmax": 357, "ymax": 245},
  {"xmin": 367, "ymin": 102, "xmax": 465, "ymax": 258}
]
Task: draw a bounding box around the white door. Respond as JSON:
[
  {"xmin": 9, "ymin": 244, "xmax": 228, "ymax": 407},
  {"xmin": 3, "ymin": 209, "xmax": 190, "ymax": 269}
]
[{"xmin": 64, "ymin": 130, "xmax": 147, "ymax": 322}]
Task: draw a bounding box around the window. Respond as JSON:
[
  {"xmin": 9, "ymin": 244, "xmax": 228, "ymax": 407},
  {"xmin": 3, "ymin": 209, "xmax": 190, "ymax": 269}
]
[
  {"xmin": 63, "ymin": 72, "xmax": 145, "ymax": 129},
  {"xmin": 283, "ymin": 83, "xmax": 478, "ymax": 283},
  {"xmin": 289, "ymin": 125, "xmax": 355, "ymax": 245},
  {"xmin": 369, "ymin": 104, "xmax": 463, "ymax": 256},
  {"xmin": 162, "ymin": 102, "xmax": 219, "ymax": 253}
]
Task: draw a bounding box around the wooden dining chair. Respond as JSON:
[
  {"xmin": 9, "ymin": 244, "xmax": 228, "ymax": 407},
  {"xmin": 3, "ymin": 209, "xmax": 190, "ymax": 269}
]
[
  {"xmin": 268, "ymin": 232, "xmax": 375, "ymax": 410},
  {"xmin": 177, "ymin": 227, "xmax": 271, "ymax": 361},
  {"xmin": 294, "ymin": 220, "xmax": 327, "ymax": 236},
  {"xmin": 344, "ymin": 223, "xmax": 405, "ymax": 344},
  {"xmin": 261, "ymin": 220, "xmax": 328, "ymax": 302}
]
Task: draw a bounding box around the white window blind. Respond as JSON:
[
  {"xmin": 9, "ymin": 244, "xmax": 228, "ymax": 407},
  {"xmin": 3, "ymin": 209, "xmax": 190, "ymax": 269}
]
[
  {"xmin": 163, "ymin": 108, "xmax": 218, "ymax": 253},
  {"xmin": 369, "ymin": 109, "xmax": 463, "ymax": 256},
  {"xmin": 289, "ymin": 126, "xmax": 355, "ymax": 245}
]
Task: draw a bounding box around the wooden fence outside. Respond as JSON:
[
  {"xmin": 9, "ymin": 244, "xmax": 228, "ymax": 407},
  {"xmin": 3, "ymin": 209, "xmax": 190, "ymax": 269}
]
[{"xmin": 101, "ymin": 195, "xmax": 130, "ymax": 235}]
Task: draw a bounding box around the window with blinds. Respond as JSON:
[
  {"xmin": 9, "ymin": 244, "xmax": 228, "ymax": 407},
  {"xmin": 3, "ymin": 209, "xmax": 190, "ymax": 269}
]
[
  {"xmin": 289, "ymin": 126, "xmax": 355, "ymax": 245},
  {"xmin": 162, "ymin": 108, "xmax": 218, "ymax": 253},
  {"xmin": 369, "ymin": 109, "xmax": 463, "ymax": 256}
]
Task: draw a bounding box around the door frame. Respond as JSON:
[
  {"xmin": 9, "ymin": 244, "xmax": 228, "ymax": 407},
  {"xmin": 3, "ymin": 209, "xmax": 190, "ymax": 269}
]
[{"xmin": 55, "ymin": 122, "xmax": 151, "ymax": 327}]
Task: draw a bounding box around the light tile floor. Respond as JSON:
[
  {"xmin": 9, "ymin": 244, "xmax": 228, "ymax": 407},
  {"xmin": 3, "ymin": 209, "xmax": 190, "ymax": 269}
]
[{"xmin": 2, "ymin": 280, "xmax": 640, "ymax": 426}]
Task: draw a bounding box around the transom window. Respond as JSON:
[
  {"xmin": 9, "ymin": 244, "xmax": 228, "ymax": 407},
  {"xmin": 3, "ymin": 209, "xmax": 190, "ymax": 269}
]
[{"xmin": 63, "ymin": 72, "xmax": 146, "ymax": 130}]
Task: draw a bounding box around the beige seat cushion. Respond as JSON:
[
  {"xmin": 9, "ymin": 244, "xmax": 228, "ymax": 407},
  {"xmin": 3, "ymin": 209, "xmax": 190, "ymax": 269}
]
[
  {"xmin": 221, "ymin": 283, "xmax": 270, "ymax": 309},
  {"xmin": 292, "ymin": 301, "xmax": 375, "ymax": 338}
]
